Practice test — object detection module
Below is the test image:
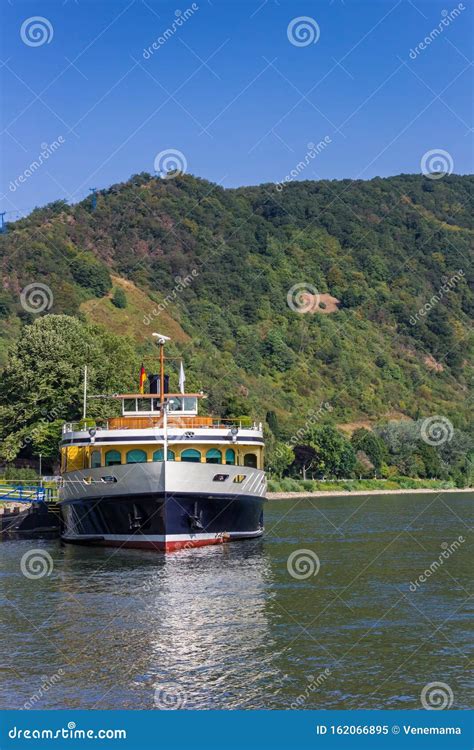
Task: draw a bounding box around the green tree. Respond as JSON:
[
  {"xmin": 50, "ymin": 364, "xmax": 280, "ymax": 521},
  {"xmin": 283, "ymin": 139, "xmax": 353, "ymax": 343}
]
[
  {"xmin": 295, "ymin": 425, "xmax": 356, "ymax": 478},
  {"xmin": 0, "ymin": 290, "xmax": 14, "ymax": 319},
  {"xmin": 266, "ymin": 410, "xmax": 279, "ymax": 436},
  {"xmin": 261, "ymin": 330, "xmax": 295, "ymax": 372},
  {"xmin": 267, "ymin": 441, "xmax": 294, "ymax": 477},
  {"xmin": 112, "ymin": 287, "xmax": 127, "ymax": 308},
  {"xmin": 351, "ymin": 428, "xmax": 386, "ymax": 472},
  {"xmin": 70, "ymin": 252, "xmax": 111, "ymax": 296},
  {"xmin": 0, "ymin": 315, "xmax": 137, "ymax": 462}
]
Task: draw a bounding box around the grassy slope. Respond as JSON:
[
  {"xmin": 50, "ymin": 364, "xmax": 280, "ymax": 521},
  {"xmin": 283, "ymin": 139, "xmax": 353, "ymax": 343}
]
[{"xmin": 80, "ymin": 275, "xmax": 190, "ymax": 344}]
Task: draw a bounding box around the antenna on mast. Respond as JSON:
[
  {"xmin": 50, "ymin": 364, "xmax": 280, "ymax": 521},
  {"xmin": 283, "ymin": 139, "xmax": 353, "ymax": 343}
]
[
  {"xmin": 152, "ymin": 332, "xmax": 171, "ymax": 344},
  {"xmin": 152, "ymin": 333, "xmax": 171, "ymax": 461}
]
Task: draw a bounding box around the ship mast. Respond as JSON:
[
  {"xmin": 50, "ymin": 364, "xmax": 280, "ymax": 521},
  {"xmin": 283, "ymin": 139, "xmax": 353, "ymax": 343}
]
[{"xmin": 152, "ymin": 333, "xmax": 171, "ymax": 461}]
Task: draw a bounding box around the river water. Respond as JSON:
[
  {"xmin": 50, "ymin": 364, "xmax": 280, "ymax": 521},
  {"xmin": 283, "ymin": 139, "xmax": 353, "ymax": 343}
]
[{"xmin": 0, "ymin": 492, "xmax": 472, "ymax": 710}]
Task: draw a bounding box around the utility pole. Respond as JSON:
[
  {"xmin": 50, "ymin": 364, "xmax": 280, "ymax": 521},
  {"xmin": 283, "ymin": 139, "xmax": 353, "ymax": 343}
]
[
  {"xmin": 89, "ymin": 188, "xmax": 97, "ymax": 211},
  {"xmin": 83, "ymin": 365, "xmax": 88, "ymax": 420},
  {"xmin": 0, "ymin": 212, "xmax": 6, "ymax": 234}
]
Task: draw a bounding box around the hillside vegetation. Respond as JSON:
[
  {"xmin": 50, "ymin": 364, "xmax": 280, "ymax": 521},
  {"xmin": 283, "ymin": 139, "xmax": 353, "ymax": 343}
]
[{"xmin": 0, "ymin": 173, "xmax": 472, "ymax": 473}]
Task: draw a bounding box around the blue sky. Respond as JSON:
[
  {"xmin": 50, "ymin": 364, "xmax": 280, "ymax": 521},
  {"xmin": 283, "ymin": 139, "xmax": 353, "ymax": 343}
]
[{"xmin": 1, "ymin": 0, "xmax": 472, "ymax": 218}]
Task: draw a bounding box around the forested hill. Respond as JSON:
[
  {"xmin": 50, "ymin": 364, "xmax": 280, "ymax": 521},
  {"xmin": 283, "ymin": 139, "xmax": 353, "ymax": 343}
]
[{"xmin": 0, "ymin": 172, "xmax": 472, "ymax": 441}]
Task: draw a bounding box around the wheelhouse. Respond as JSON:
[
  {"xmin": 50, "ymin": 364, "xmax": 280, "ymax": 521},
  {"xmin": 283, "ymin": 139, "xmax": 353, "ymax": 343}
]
[{"xmin": 121, "ymin": 394, "xmax": 199, "ymax": 416}]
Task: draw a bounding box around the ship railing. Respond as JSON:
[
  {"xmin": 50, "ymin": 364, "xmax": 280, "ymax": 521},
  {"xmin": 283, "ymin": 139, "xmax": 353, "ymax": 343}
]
[{"xmin": 63, "ymin": 418, "xmax": 263, "ymax": 433}]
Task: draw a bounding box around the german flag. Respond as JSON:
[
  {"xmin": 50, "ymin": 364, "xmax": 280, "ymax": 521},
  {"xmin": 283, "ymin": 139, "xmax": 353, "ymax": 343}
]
[{"xmin": 139, "ymin": 365, "xmax": 147, "ymax": 394}]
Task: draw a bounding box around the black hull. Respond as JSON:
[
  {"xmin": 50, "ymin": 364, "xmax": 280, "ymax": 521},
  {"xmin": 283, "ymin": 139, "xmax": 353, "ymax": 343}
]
[
  {"xmin": 1, "ymin": 504, "xmax": 60, "ymax": 540},
  {"xmin": 60, "ymin": 492, "xmax": 264, "ymax": 551}
]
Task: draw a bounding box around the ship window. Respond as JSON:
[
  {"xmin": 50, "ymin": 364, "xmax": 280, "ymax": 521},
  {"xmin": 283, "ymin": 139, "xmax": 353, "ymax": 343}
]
[
  {"xmin": 183, "ymin": 397, "xmax": 197, "ymax": 411},
  {"xmin": 225, "ymin": 449, "xmax": 236, "ymax": 465},
  {"xmin": 168, "ymin": 397, "xmax": 183, "ymax": 412},
  {"xmin": 123, "ymin": 399, "xmax": 136, "ymax": 412},
  {"xmin": 137, "ymin": 399, "xmax": 151, "ymax": 412},
  {"xmin": 206, "ymin": 448, "xmax": 222, "ymax": 464},
  {"xmin": 244, "ymin": 453, "xmax": 257, "ymax": 468},
  {"xmin": 181, "ymin": 449, "xmax": 201, "ymax": 463},
  {"xmin": 105, "ymin": 450, "xmax": 121, "ymax": 466},
  {"xmin": 91, "ymin": 450, "xmax": 101, "ymax": 469},
  {"xmin": 152, "ymin": 449, "xmax": 175, "ymax": 461},
  {"xmin": 126, "ymin": 449, "xmax": 147, "ymax": 464}
]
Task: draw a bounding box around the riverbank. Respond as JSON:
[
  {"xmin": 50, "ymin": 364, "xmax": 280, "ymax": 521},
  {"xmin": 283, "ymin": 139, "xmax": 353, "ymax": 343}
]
[
  {"xmin": 266, "ymin": 476, "xmax": 472, "ymax": 499},
  {"xmin": 267, "ymin": 487, "xmax": 472, "ymax": 499}
]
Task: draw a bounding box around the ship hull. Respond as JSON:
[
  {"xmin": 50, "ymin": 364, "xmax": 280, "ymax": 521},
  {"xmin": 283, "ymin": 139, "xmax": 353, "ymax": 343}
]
[{"xmin": 59, "ymin": 462, "xmax": 265, "ymax": 552}]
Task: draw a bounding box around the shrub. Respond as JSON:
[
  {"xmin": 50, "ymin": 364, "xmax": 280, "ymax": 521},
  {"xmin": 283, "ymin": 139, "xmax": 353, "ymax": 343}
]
[
  {"xmin": 280, "ymin": 478, "xmax": 301, "ymax": 492},
  {"xmin": 3, "ymin": 466, "xmax": 38, "ymax": 481},
  {"xmin": 112, "ymin": 287, "xmax": 127, "ymax": 309}
]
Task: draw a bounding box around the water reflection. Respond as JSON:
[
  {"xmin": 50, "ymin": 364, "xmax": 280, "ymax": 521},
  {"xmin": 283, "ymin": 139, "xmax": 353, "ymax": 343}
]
[
  {"xmin": 142, "ymin": 543, "xmax": 279, "ymax": 708},
  {"xmin": 1, "ymin": 493, "xmax": 472, "ymax": 710},
  {"xmin": 55, "ymin": 540, "xmax": 285, "ymax": 709}
]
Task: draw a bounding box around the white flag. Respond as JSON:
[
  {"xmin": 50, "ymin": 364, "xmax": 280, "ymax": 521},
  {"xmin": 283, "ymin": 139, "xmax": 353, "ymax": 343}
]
[{"xmin": 179, "ymin": 360, "xmax": 186, "ymax": 394}]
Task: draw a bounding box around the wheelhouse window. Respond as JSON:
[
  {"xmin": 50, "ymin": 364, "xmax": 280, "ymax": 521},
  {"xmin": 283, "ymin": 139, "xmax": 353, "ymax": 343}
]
[
  {"xmin": 206, "ymin": 449, "xmax": 222, "ymax": 464},
  {"xmin": 181, "ymin": 449, "xmax": 201, "ymax": 463},
  {"xmin": 137, "ymin": 399, "xmax": 151, "ymax": 412},
  {"xmin": 243, "ymin": 453, "xmax": 257, "ymax": 468},
  {"xmin": 126, "ymin": 449, "xmax": 147, "ymax": 464},
  {"xmin": 105, "ymin": 450, "xmax": 121, "ymax": 466},
  {"xmin": 152, "ymin": 449, "xmax": 175, "ymax": 461},
  {"xmin": 183, "ymin": 397, "xmax": 197, "ymax": 412},
  {"xmin": 225, "ymin": 449, "xmax": 236, "ymax": 465},
  {"xmin": 168, "ymin": 397, "xmax": 183, "ymax": 412},
  {"xmin": 91, "ymin": 450, "xmax": 101, "ymax": 469},
  {"xmin": 123, "ymin": 399, "xmax": 136, "ymax": 412}
]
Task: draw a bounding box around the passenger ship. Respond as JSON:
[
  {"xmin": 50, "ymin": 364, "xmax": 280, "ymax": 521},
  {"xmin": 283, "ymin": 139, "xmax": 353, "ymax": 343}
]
[{"xmin": 59, "ymin": 335, "xmax": 266, "ymax": 551}]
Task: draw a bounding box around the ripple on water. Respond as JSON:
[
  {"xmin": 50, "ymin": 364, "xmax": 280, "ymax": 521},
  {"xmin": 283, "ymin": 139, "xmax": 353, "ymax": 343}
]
[{"xmin": 1, "ymin": 493, "xmax": 472, "ymax": 709}]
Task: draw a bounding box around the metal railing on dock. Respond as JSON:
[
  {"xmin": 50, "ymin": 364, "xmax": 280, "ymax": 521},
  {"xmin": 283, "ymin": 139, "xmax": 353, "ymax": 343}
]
[{"xmin": 0, "ymin": 484, "xmax": 57, "ymax": 504}]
